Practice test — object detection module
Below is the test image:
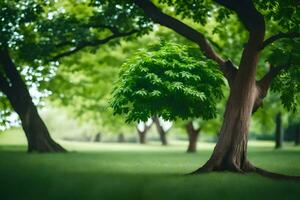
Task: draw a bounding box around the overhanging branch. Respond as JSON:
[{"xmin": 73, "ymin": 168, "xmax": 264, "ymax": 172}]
[
  {"xmin": 257, "ymin": 65, "xmax": 289, "ymax": 96},
  {"xmin": 133, "ymin": 0, "xmax": 225, "ymax": 66},
  {"xmin": 133, "ymin": 0, "xmax": 243, "ymax": 85},
  {"xmin": 52, "ymin": 30, "xmax": 138, "ymax": 60},
  {"xmin": 262, "ymin": 32, "xmax": 300, "ymax": 50}
]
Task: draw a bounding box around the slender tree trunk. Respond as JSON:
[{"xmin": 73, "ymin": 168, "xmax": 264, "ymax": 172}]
[
  {"xmin": 295, "ymin": 124, "xmax": 300, "ymax": 146},
  {"xmin": 136, "ymin": 121, "xmax": 153, "ymax": 144},
  {"xmin": 138, "ymin": 130, "xmax": 146, "ymax": 144},
  {"xmin": 94, "ymin": 132, "xmax": 101, "ymax": 142},
  {"xmin": 0, "ymin": 49, "xmax": 66, "ymax": 153},
  {"xmin": 275, "ymin": 113, "xmax": 283, "ymax": 149},
  {"xmin": 118, "ymin": 133, "xmax": 125, "ymax": 143},
  {"xmin": 186, "ymin": 121, "xmax": 200, "ymax": 153},
  {"xmin": 153, "ymin": 117, "xmax": 168, "ymax": 145}
]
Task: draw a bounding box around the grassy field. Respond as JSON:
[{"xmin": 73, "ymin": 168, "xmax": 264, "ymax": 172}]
[{"xmin": 0, "ymin": 129, "xmax": 300, "ymax": 200}]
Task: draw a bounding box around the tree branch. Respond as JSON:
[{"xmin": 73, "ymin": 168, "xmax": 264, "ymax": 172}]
[
  {"xmin": 257, "ymin": 65, "xmax": 289, "ymax": 95},
  {"xmin": 52, "ymin": 30, "xmax": 138, "ymax": 60},
  {"xmin": 133, "ymin": 0, "xmax": 244, "ymax": 85},
  {"xmin": 262, "ymin": 32, "xmax": 300, "ymax": 49},
  {"xmin": 134, "ymin": 0, "xmax": 224, "ymax": 66}
]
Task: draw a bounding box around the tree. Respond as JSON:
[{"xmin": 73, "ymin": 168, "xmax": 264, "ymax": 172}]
[
  {"xmin": 110, "ymin": 42, "xmax": 224, "ymax": 151},
  {"xmin": 0, "ymin": 0, "xmax": 149, "ymax": 152},
  {"xmin": 111, "ymin": 0, "xmax": 300, "ymax": 179},
  {"xmin": 274, "ymin": 112, "xmax": 283, "ymax": 149},
  {"xmin": 251, "ymin": 93, "xmax": 288, "ymax": 148},
  {"xmin": 152, "ymin": 117, "xmax": 172, "ymax": 145},
  {"xmin": 137, "ymin": 119, "xmax": 153, "ymax": 144},
  {"xmin": 0, "ymin": 0, "xmax": 67, "ymax": 152},
  {"xmin": 185, "ymin": 120, "xmax": 201, "ymax": 153}
]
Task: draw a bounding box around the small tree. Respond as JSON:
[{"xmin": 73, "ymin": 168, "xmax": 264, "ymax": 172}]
[{"xmin": 111, "ymin": 42, "xmax": 224, "ymax": 145}]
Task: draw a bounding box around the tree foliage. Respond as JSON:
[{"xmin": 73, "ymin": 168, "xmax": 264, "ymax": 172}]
[{"xmin": 111, "ymin": 42, "xmax": 224, "ymax": 122}]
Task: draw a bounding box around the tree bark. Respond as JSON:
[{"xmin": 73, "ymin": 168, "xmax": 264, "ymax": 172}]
[
  {"xmin": 153, "ymin": 117, "xmax": 168, "ymax": 145},
  {"xmin": 190, "ymin": 0, "xmax": 266, "ymax": 173},
  {"xmin": 138, "ymin": 130, "xmax": 147, "ymax": 144},
  {"xmin": 275, "ymin": 113, "xmax": 283, "ymax": 149},
  {"xmin": 295, "ymin": 124, "xmax": 300, "ymax": 146},
  {"xmin": 186, "ymin": 121, "xmax": 200, "ymax": 153},
  {"xmin": 0, "ymin": 49, "xmax": 66, "ymax": 153}
]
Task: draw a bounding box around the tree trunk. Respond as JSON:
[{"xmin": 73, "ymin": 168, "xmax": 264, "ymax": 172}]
[
  {"xmin": 295, "ymin": 124, "xmax": 300, "ymax": 146},
  {"xmin": 186, "ymin": 121, "xmax": 200, "ymax": 153},
  {"xmin": 136, "ymin": 121, "xmax": 153, "ymax": 144},
  {"xmin": 275, "ymin": 113, "xmax": 283, "ymax": 149},
  {"xmin": 0, "ymin": 49, "xmax": 66, "ymax": 153},
  {"xmin": 138, "ymin": 130, "xmax": 146, "ymax": 144},
  {"xmin": 153, "ymin": 117, "xmax": 168, "ymax": 145},
  {"xmin": 118, "ymin": 133, "xmax": 125, "ymax": 143},
  {"xmin": 19, "ymin": 104, "xmax": 66, "ymax": 152},
  {"xmin": 94, "ymin": 132, "xmax": 102, "ymax": 142}
]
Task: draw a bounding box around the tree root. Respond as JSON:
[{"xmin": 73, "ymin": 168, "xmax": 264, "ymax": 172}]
[
  {"xmin": 189, "ymin": 161, "xmax": 300, "ymax": 181},
  {"xmin": 253, "ymin": 166, "xmax": 300, "ymax": 181},
  {"xmin": 28, "ymin": 138, "xmax": 67, "ymax": 153}
]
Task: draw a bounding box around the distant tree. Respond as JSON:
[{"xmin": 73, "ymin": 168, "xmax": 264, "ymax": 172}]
[
  {"xmin": 152, "ymin": 117, "xmax": 172, "ymax": 145},
  {"xmin": 136, "ymin": 118, "xmax": 153, "ymax": 144},
  {"xmin": 185, "ymin": 120, "xmax": 201, "ymax": 153}
]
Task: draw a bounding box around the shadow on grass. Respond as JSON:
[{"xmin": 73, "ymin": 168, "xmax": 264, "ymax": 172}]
[{"xmin": 0, "ymin": 144, "xmax": 300, "ymax": 200}]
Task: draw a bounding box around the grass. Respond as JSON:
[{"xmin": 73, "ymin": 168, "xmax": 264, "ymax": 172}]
[{"xmin": 0, "ymin": 129, "xmax": 300, "ymax": 200}]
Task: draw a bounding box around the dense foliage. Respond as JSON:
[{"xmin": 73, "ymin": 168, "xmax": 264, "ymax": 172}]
[{"xmin": 111, "ymin": 42, "xmax": 224, "ymax": 122}]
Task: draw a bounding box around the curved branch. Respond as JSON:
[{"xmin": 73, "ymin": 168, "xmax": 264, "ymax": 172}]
[
  {"xmin": 52, "ymin": 30, "xmax": 138, "ymax": 60},
  {"xmin": 214, "ymin": 0, "xmax": 265, "ymax": 84},
  {"xmin": 258, "ymin": 65, "xmax": 290, "ymax": 96},
  {"xmin": 262, "ymin": 32, "xmax": 300, "ymax": 50},
  {"xmin": 133, "ymin": 0, "xmax": 225, "ymax": 66},
  {"xmin": 133, "ymin": 0, "xmax": 243, "ymax": 85}
]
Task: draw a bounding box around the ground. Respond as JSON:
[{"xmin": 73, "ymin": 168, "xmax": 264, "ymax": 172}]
[{"xmin": 0, "ymin": 129, "xmax": 300, "ymax": 200}]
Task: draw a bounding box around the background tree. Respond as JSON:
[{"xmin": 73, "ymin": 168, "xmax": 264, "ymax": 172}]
[{"xmin": 136, "ymin": 118, "xmax": 153, "ymax": 144}]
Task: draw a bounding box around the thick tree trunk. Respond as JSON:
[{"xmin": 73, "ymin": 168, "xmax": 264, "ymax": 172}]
[
  {"xmin": 18, "ymin": 104, "xmax": 66, "ymax": 152},
  {"xmin": 192, "ymin": 4, "xmax": 265, "ymax": 173},
  {"xmin": 153, "ymin": 117, "xmax": 168, "ymax": 145},
  {"xmin": 0, "ymin": 49, "xmax": 66, "ymax": 153},
  {"xmin": 193, "ymin": 85, "xmax": 257, "ymax": 172},
  {"xmin": 186, "ymin": 121, "xmax": 200, "ymax": 153},
  {"xmin": 295, "ymin": 124, "xmax": 300, "ymax": 146},
  {"xmin": 275, "ymin": 113, "xmax": 283, "ymax": 149}
]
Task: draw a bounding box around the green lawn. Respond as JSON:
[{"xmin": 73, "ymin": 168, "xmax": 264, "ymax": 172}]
[{"xmin": 0, "ymin": 130, "xmax": 300, "ymax": 200}]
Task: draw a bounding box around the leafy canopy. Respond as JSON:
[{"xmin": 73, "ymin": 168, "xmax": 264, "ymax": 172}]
[{"xmin": 111, "ymin": 42, "xmax": 224, "ymax": 123}]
